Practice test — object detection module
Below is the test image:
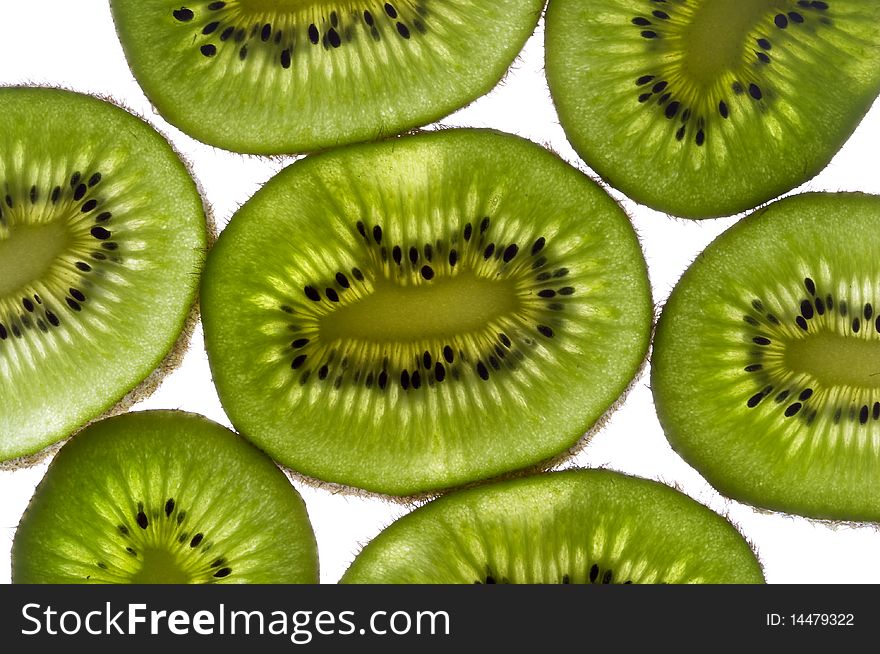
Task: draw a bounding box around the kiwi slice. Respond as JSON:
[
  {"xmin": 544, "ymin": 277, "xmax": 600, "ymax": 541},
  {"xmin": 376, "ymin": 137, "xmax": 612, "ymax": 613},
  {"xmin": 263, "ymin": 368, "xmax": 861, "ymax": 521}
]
[
  {"xmin": 12, "ymin": 410, "xmax": 318, "ymax": 583},
  {"xmin": 0, "ymin": 87, "xmax": 206, "ymax": 463},
  {"xmin": 341, "ymin": 469, "xmax": 764, "ymax": 583},
  {"xmin": 109, "ymin": 0, "xmax": 546, "ymax": 154},
  {"xmin": 544, "ymin": 0, "xmax": 880, "ymax": 218},
  {"xmin": 653, "ymin": 192, "xmax": 880, "ymax": 521},
  {"xmin": 201, "ymin": 128, "xmax": 652, "ymax": 495}
]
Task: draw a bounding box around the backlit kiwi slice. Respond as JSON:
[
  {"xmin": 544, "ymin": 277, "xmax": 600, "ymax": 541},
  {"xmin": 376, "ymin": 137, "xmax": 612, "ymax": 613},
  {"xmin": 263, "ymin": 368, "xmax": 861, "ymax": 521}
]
[
  {"xmin": 341, "ymin": 469, "xmax": 764, "ymax": 583},
  {"xmin": 0, "ymin": 87, "xmax": 206, "ymax": 463},
  {"xmin": 545, "ymin": 0, "xmax": 880, "ymax": 218},
  {"xmin": 653, "ymin": 192, "xmax": 880, "ymax": 521},
  {"xmin": 109, "ymin": 0, "xmax": 545, "ymax": 154},
  {"xmin": 201, "ymin": 129, "xmax": 652, "ymax": 495},
  {"xmin": 12, "ymin": 410, "xmax": 318, "ymax": 583}
]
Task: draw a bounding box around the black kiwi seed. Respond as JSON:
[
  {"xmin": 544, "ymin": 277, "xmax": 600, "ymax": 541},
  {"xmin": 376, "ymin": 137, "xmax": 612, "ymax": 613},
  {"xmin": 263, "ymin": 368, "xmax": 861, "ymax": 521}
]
[
  {"xmin": 531, "ymin": 237, "xmax": 546, "ymax": 255},
  {"xmin": 800, "ymin": 300, "xmax": 814, "ymax": 319}
]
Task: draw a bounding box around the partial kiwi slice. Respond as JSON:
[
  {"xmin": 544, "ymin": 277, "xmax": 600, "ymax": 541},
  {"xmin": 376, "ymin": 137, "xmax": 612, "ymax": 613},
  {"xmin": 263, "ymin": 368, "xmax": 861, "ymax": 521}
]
[
  {"xmin": 653, "ymin": 192, "xmax": 880, "ymax": 521},
  {"xmin": 341, "ymin": 469, "xmax": 764, "ymax": 583},
  {"xmin": 201, "ymin": 128, "xmax": 652, "ymax": 495},
  {"xmin": 545, "ymin": 1, "xmax": 880, "ymax": 218},
  {"xmin": 12, "ymin": 410, "xmax": 318, "ymax": 583},
  {"xmin": 109, "ymin": 0, "xmax": 546, "ymax": 154},
  {"xmin": 0, "ymin": 87, "xmax": 206, "ymax": 463}
]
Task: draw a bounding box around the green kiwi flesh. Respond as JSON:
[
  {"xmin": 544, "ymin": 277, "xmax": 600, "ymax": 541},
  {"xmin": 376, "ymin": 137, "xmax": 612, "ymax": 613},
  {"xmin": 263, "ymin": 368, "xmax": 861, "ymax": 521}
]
[
  {"xmin": 0, "ymin": 87, "xmax": 206, "ymax": 463},
  {"xmin": 544, "ymin": 0, "xmax": 880, "ymax": 219},
  {"xmin": 12, "ymin": 410, "xmax": 318, "ymax": 583},
  {"xmin": 653, "ymin": 193, "xmax": 880, "ymax": 521},
  {"xmin": 109, "ymin": 0, "xmax": 546, "ymax": 154},
  {"xmin": 201, "ymin": 129, "xmax": 652, "ymax": 495},
  {"xmin": 341, "ymin": 469, "xmax": 764, "ymax": 583}
]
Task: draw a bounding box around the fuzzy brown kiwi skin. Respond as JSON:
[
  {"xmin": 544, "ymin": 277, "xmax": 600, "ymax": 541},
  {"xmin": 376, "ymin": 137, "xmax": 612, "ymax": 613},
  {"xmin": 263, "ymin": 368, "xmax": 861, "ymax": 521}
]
[{"xmin": 0, "ymin": 87, "xmax": 214, "ymax": 471}]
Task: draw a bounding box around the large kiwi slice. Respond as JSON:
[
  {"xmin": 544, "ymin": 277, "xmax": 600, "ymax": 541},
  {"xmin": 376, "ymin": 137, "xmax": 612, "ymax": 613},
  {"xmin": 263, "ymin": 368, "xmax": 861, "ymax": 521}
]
[
  {"xmin": 653, "ymin": 192, "xmax": 880, "ymax": 521},
  {"xmin": 109, "ymin": 0, "xmax": 546, "ymax": 154},
  {"xmin": 201, "ymin": 128, "xmax": 652, "ymax": 495},
  {"xmin": 341, "ymin": 469, "xmax": 764, "ymax": 583},
  {"xmin": 0, "ymin": 87, "xmax": 206, "ymax": 463},
  {"xmin": 544, "ymin": 1, "xmax": 880, "ymax": 218},
  {"xmin": 12, "ymin": 410, "xmax": 318, "ymax": 583}
]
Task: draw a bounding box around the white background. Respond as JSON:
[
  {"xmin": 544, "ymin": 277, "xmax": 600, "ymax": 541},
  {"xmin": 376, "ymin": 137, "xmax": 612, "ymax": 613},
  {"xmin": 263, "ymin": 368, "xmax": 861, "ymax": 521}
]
[{"xmin": 1, "ymin": 1, "xmax": 879, "ymax": 585}]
